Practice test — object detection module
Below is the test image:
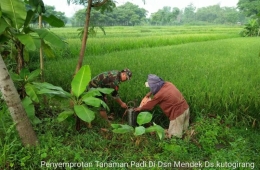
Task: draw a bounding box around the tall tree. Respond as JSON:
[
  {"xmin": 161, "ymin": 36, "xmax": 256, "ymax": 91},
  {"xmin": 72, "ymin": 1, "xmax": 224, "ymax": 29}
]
[
  {"xmin": 0, "ymin": 0, "xmax": 65, "ymax": 146},
  {"xmin": 67, "ymin": 0, "xmax": 113, "ymax": 130},
  {"xmin": 237, "ymin": 0, "xmax": 260, "ymax": 17},
  {"xmin": 196, "ymin": 5, "xmax": 221, "ymax": 23},
  {"xmin": 182, "ymin": 3, "xmax": 196, "ymax": 23},
  {"xmin": 67, "ymin": 0, "xmax": 146, "ymax": 75},
  {"xmin": 67, "ymin": 0, "xmax": 114, "ymax": 75},
  {"xmin": 237, "ymin": 0, "xmax": 260, "ymax": 25},
  {"xmin": 0, "ymin": 54, "xmax": 38, "ymax": 146},
  {"xmin": 117, "ymin": 2, "xmax": 147, "ymax": 26},
  {"xmin": 150, "ymin": 6, "xmax": 180, "ymax": 25},
  {"xmin": 72, "ymin": 9, "xmax": 87, "ymax": 26}
]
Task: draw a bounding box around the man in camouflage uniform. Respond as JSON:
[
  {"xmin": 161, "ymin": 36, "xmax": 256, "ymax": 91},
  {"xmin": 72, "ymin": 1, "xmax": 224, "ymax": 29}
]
[{"xmin": 88, "ymin": 68, "xmax": 132, "ymax": 121}]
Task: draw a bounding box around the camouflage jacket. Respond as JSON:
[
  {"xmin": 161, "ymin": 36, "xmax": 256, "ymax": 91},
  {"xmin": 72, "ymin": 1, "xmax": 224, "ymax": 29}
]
[{"xmin": 88, "ymin": 70, "xmax": 121, "ymax": 98}]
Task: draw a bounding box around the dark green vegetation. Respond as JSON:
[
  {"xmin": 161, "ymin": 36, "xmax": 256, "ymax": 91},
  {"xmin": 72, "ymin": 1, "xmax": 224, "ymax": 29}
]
[
  {"xmin": 1, "ymin": 26, "xmax": 260, "ymax": 169},
  {"xmin": 71, "ymin": 2, "xmax": 245, "ymax": 27}
]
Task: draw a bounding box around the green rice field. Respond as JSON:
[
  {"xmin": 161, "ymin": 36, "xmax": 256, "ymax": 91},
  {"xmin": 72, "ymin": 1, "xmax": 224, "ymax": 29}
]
[
  {"xmin": 1, "ymin": 25, "xmax": 260, "ymax": 169},
  {"xmin": 44, "ymin": 25, "xmax": 259, "ymax": 127}
]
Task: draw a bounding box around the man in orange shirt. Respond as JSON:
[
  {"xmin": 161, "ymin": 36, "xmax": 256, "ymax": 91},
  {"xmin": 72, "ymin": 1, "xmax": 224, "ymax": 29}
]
[{"xmin": 134, "ymin": 74, "xmax": 190, "ymax": 138}]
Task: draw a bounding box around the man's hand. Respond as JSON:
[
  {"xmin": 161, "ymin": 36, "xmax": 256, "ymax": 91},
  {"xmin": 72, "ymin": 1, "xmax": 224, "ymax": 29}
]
[
  {"xmin": 115, "ymin": 98, "xmax": 127, "ymax": 109},
  {"xmin": 120, "ymin": 102, "xmax": 127, "ymax": 109},
  {"xmin": 145, "ymin": 92, "xmax": 152, "ymax": 98},
  {"xmin": 134, "ymin": 107, "xmax": 142, "ymax": 112}
]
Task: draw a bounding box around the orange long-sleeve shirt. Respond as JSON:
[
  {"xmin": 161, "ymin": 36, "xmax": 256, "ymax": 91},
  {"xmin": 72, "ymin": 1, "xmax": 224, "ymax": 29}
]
[{"xmin": 140, "ymin": 82, "xmax": 189, "ymax": 121}]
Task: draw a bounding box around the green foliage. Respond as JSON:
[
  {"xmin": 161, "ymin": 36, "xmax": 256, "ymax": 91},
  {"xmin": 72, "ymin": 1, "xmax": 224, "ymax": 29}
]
[
  {"xmin": 1, "ymin": 113, "xmax": 259, "ymax": 169},
  {"xmin": 44, "ymin": 26, "xmax": 259, "ymax": 128},
  {"xmin": 240, "ymin": 18, "xmax": 260, "ymax": 37},
  {"xmin": 112, "ymin": 112, "xmax": 165, "ymax": 140},
  {"xmin": 111, "ymin": 124, "xmax": 134, "ymax": 134},
  {"xmin": 11, "ymin": 68, "xmax": 42, "ymax": 124},
  {"xmin": 35, "ymin": 65, "xmax": 114, "ymax": 124},
  {"xmin": 2, "ymin": 25, "xmax": 260, "ymax": 169},
  {"xmin": 26, "ymin": 0, "xmax": 46, "ymax": 14},
  {"xmin": 0, "ymin": 0, "xmax": 27, "ymax": 30},
  {"xmin": 41, "ymin": 15, "xmax": 65, "ymax": 27},
  {"xmin": 71, "ymin": 65, "xmax": 91, "ymax": 98},
  {"xmin": 0, "ymin": 0, "xmax": 65, "ymax": 72},
  {"xmin": 194, "ymin": 116, "xmax": 223, "ymax": 154},
  {"xmin": 237, "ymin": 0, "xmax": 260, "ymax": 17},
  {"xmin": 71, "ymin": 2, "xmax": 244, "ymax": 26},
  {"xmin": 71, "ymin": 2, "xmax": 145, "ymax": 27},
  {"xmin": 21, "ymin": 96, "xmax": 41, "ymax": 124}
]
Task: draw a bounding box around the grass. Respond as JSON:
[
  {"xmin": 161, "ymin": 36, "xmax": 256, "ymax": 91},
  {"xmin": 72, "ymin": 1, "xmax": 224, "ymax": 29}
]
[
  {"xmin": 44, "ymin": 36, "xmax": 260, "ymax": 126},
  {"xmin": 40, "ymin": 25, "xmax": 241, "ymax": 59},
  {"xmin": 1, "ymin": 25, "xmax": 260, "ymax": 169}
]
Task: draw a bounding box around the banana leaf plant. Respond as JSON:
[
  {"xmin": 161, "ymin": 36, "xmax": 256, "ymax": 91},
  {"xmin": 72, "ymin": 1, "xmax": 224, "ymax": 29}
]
[
  {"xmin": 111, "ymin": 112, "xmax": 165, "ymax": 140},
  {"xmin": 11, "ymin": 68, "xmax": 42, "ymax": 125},
  {"xmin": 241, "ymin": 18, "xmax": 260, "ymax": 37},
  {"xmin": 33, "ymin": 65, "xmax": 113, "ymax": 125},
  {"xmin": 0, "ymin": 0, "xmax": 65, "ymax": 73}
]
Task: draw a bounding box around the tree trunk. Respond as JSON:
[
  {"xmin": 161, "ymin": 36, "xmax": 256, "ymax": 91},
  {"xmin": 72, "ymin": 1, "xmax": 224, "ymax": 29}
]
[
  {"xmin": 16, "ymin": 42, "xmax": 24, "ymax": 74},
  {"xmin": 0, "ymin": 55, "xmax": 38, "ymax": 146},
  {"xmin": 39, "ymin": 14, "xmax": 44, "ymax": 82},
  {"xmin": 72, "ymin": 0, "xmax": 109, "ymax": 130},
  {"xmin": 73, "ymin": 0, "xmax": 92, "ymax": 131},
  {"xmin": 73, "ymin": 0, "xmax": 93, "ymax": 75}
]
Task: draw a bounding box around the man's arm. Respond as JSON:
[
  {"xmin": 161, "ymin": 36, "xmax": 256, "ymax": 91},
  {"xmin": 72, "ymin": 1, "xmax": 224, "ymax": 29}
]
[
  {"xmin": 146, "ymin": 92, "xmax": 152, "ymax": 97},
  {"xmin": 114, "ymin": 97, "xmax": 127, "ymax": 109}
]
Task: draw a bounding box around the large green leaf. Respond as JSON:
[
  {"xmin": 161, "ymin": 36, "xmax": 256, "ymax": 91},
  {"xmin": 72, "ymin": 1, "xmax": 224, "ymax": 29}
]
[
  {"xmin": 82, "ymin": 96, "xmax": 102, "ymax": 107},
  {"xmin": 27, "ymin": 69, "xmax": 40, "ymax": 82},
  {"xmin": 32, "ymin": 28, "xmax": 65, "ymax": 48},
  {"xmin": 145, "ymin": 124, "xmax": 165, "ymax": 140},
  {"xmin": 112, "ymin": 124, "xmax": 134, "ymax": 134},
  {"xmin": 19, "ymin": 68, "xmax": 30, "ymax": 81},
  {"xmin": 96, "ymin": 87, "xmax": 114, "ymax": 94},
  {"xmin": 0, "ymin": 0, "xmax": 27, "ymax": 29},
  {"xmin": 74, "ymin": 105, "xmax": 95, "ymax": 123},
  {"xmin": 33, "ymin": 82, "xmax": 71, "ymax": 98},
  {"xmin": 25, "ymin": 83, "xmax": 39, "ymax": 103},
  {"xmin": 111, "ymin": 124, "xmax": 121, "ymax": 129},
  {"xmin": 42, "ymin": 14, "xmax": 65, "ymax": 27},
  {"xmin": 100, "ymin": 100, "xmax": 110, "ymax": 112},
  {"xmin": 16, "ymin": 34, "xmax": 36, "ymax": 51},
  {"xmin": 0, "ymin": 18, "xmax": 9, "ymax": 34},
  {"xmin": 134, "ymin": 126, "xmax": 146, "ymax": 136},
  {"xmin": 71, "ymin": 65, "xmax": 91, "ymax": 98},
  {"xmin": 57, "ymin": 110, "xmax": 74, "ymax": 122},
  {"xmin": 24, "ymin": 9, "xmax": 35, "ymax": 28},
  {"xmin": 23, "ymin": 48, "xmax": 29, "ymax": 62},
  {"xmin": 42, "ymin": 40, "xmax": 55, "ymax": 58},
  {"xmin": 137, "ymin": 112, "xmax": 153, "ymax": 126},
  {"xmin": 32, "ymin": 36, "xmax": 41, "ymax": 48},
  {"xmin": 37, "ymin": 89, "xmax": 70, "ymax": 98},
  {"xmin": 81, "ymin": 94, "xmax": 110, "ymax": 111},
  {"xmin": 10, "ymin": 72, "xmax": 23, "ymax": 82},
  {"xmin": 22, "ymin": 96, "xmax": 41, "ymax": 124},
  {"xmin": 83, "ymin": 89, "xmax": 102, "ymax": 98},
  {"xmin": 22, "ymin": 96, "xmax": 34, "ymax": 118},
  {"xmin": 33, "ymin": 82, "xmax": 65, "ymax": 91}
]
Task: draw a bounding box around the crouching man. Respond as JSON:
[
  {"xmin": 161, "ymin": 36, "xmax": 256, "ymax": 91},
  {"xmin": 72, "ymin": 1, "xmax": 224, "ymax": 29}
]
[
  {"xmin": 134, "ymin": 74, "xmax": 190, "ymax": 138},
  {"xmin": 88, "ymin": 69, "xmax": 132, "ymax": 121}
]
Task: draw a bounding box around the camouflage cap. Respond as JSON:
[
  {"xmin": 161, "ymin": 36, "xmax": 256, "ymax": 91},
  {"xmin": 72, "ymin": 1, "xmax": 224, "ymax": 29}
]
[{"xmin": 122, "ymin": 68, "xmax": 132, "ymax": 80}]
